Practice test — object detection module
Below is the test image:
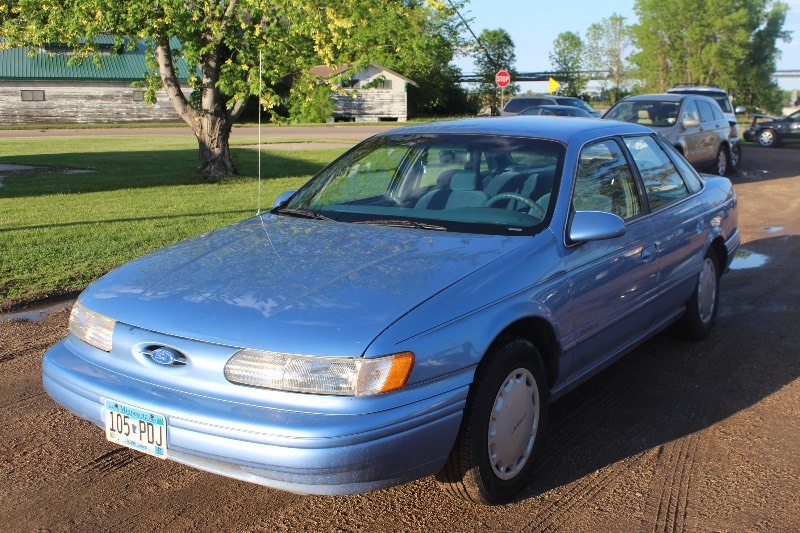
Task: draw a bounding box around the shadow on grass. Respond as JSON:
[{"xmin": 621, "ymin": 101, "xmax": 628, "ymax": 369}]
[
  {"xmin": 0, "ymin": 209, "xmax": 255, "ymax": 233},
  {"xmin": 0, "ymin": 147, "xmax": 335, "ymax": 199}
]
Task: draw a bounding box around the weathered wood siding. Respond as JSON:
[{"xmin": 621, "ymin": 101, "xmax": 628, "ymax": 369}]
[
  {"xmin": 331, "ymin": 66, "xmax": 411, "ymax": 121},
  {"xmin": 332, "ymin": 91, "xmax": 408, "ymax": 122},
  {"xmin": 0, "ymin": 80, "xmax": 187, "ymax": 125}
]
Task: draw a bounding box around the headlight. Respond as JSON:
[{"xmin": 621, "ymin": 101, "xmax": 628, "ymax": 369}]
[
  {"xmin": 224, "ymin": 349, "xmax": 414, "ymax": 396},
  {"xmin": 69, "ymin": 302, "xmax": 116, "ymax": 352}
]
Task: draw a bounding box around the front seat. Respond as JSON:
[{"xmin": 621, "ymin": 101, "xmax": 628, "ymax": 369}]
[
  {"xmin": 415, "ymin": 170, "xmax": 489, "ymax": 209},
  {"xmin": 637, "ymin": 109, "xmax": 652, "ymax": 125}
]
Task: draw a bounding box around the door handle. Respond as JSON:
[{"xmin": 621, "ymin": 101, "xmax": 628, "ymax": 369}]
[{"xmin": 641, "ymin": 243, "xmax": 658, "ymax": 261}]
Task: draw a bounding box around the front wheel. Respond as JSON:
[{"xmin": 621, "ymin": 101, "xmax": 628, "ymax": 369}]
[
  {"xmin": 674, "ymin": 249, "xmax": 720, "ymax": 340},
  {"xmin": 757, "ymin": 128, "xmax": 778, "ymax": 148},
  {"xmin": 435, "ymin": 337, "xmax": 548, "ymax": 505}
]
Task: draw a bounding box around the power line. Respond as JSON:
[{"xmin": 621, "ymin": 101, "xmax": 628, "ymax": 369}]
[{"xmin": 445, "ymin": 0, "xmax": 499, "ymax": 70}]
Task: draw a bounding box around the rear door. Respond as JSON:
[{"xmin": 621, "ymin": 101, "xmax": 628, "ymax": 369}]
[{"xmin": 622, "ymin": 135, "xmax": 707, "ymax": 319}]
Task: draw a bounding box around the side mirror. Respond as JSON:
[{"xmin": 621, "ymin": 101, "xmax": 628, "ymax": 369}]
[
  {"xmin": 273, "ymin": 190, "xmax": 297, "ymax": 208},
  {"xmin": 735, "ymin": 105, "xmax": 747, "ymax": 115},
  {"xmin": 682, "ymin": 117, "xmax": 701, "ymax": 128},
  {"xmin": 569, "ymin": 211, "xmax": 626, "ymax": 243}
]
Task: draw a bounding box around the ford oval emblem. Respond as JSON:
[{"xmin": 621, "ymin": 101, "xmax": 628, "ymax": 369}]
[{"xmin": 148, "ymin": 347, "xmax": 186, "ymax": 366}]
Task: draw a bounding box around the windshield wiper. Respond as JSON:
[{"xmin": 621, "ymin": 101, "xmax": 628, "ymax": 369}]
[
  {"xmin": 274, "ymin": 207, "xmax": 334, "ymax": 221},
  {"xmin": 354, "ymin": 219, "xmax": 448, "ymax": 231}
]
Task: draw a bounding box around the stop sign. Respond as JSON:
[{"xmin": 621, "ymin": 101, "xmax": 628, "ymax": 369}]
[{"xmin": 495, "ymin": 70, "xmax": 511, "ymax": 88}]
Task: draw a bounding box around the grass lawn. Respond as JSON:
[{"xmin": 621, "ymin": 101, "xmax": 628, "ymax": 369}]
[{"xmin": 0, "ymin": 134, "xmax": 347, "ymax": 310}]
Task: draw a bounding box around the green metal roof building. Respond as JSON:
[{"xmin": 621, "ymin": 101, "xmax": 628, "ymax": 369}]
[{"xmin": 0, "ymin": 41, "xmax": 191, "ymax": 124}]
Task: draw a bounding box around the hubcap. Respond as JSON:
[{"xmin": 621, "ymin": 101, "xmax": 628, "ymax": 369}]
[
  {"xmin": 759, "ymin": 130, "xmax": 774, "ymax": 146},
  {"xmin": 488, "ymin": 367, "xmax": 540, "ymax": 480},
  {"xmin": 697, "ymin": 257, "xmax": 717, "ymax": 324}
]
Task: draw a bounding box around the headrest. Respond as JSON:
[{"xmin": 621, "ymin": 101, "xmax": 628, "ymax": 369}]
[
  {"xmin": 637, "ymin": 110, "xmax": 650, "ymax": 119},
  {"xmin": 450, "ymin": 170, "xmax": 478, "ymax": 191}
]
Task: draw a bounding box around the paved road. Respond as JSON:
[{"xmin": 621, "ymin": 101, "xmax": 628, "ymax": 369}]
[
  {"xmin": 0, "ymin": 124, "xmax": 399, "ymax": 141},
  {"xmin": 1, "ymin": 144, "xmax": 799, "ymax": 531}
]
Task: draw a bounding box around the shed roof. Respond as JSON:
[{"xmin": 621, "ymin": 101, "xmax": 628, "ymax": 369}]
[
  {"xmin": 0, "ymin": 40, "xmax": 191, "ymax": 81},
  {"xmin": 310, "ymin": 62, "xmax": 417, "ymax": 86}
]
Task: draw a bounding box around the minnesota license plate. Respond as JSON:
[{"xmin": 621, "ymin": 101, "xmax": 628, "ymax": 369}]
[{"xmin": 104, "ymin": 399, "xmax": 167, "ymax": 458}]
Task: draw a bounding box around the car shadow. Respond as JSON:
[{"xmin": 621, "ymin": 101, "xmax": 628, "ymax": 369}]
[{"xmin": 515, "ymin": 233, "xmax": 800, "ymax": 502}]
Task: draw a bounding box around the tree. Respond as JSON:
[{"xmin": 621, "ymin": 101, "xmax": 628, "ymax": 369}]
[
  {"xmin": 630, "ymin": 0, "xmax": 791, "ymax": 112},
  {"xmin": 471, "ymin": 28, "xmax": 518, "ymax": 115},
  {"xmin": 549, "ymin": 31, "xmax": 587, "ymax": 97},
  {"xmin": 1, "ymin": 0, "xmax": 450, "ymax": 180},
  {"xmin": 585, "ymin": 14, "xmax": 633, "ymax": 103},
  {"xmin": 348, "ymin": 0, "xmax": 472, "ymax": 117}
]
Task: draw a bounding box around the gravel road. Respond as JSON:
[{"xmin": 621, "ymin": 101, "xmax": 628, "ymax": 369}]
[{"xmin": 1, "ymin": 145, "xmax": 799, "ymax": 532}]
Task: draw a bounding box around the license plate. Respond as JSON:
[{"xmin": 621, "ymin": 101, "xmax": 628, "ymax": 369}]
[{"xmin": 104, "ymin": 399, "xmax": 167, "ymax": 458}]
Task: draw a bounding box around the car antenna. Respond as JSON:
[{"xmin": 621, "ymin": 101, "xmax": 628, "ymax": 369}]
[{"xmin": 257, "ymin": 50, "xmax": 263, "ymax": 216}]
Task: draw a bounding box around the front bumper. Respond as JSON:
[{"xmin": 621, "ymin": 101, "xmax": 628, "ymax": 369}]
[{"xmin": 42, "ymin": 339, "xmax": 468, "ymax": 495}]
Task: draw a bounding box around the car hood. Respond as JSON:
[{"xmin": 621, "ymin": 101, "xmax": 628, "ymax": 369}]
[{"xmin": 80, "ymin": 215, "xmax": 525, "ymax": 356}]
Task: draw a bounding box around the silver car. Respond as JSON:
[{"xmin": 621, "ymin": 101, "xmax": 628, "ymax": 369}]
[{"xmin": 603, "ymin": 94, "xmax": 735, "ymax": 175}]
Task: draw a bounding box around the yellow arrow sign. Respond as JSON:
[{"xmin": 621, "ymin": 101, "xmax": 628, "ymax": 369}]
[{"xmin": 548, "ymin": 77, "xmax": 561, "ymax": 94}]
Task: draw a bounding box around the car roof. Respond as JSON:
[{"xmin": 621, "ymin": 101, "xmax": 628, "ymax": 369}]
[
  {"xmin": 527, "ymin": 104, "xmax": 581, "ymax": 110},
  {"xmin": 668, "ymin": 85, "xmax": 727, "ymax": 94},
  {"xmin": 616, "ymin": 93, "xmax": 721, "ymax": 106},
  {"xmin": 374, "ymin": 116, "xmax": 652, "ymax": 143}
]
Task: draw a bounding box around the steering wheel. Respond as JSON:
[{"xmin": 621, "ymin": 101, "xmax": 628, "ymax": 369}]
[{"xmin": 486, "ymin": 192, "xmax": 546, "ymax": 217}]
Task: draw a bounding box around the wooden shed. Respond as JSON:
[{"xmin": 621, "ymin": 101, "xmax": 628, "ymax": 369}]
[
  {"xmin": 0, "ymin": 39, "xmax": 191, "ymax": 125},
  {"xmin": 310, "ymin": 62, "xmax": 417, "ymax": 122}
]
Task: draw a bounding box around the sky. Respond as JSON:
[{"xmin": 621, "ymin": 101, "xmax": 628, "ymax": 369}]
[{"xmin": 451, "ymin": 0, "xmax": 800, "ymax": 91}]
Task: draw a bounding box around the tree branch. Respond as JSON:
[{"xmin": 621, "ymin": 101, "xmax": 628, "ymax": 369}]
[{"xmin": 155, "ymin": 40, "xmax": 198, "ymax": 128}]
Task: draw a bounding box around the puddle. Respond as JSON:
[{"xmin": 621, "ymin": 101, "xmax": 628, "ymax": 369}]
[
  {"xmin": 729, "ymin": 249, "xmax": 769, "ymax": 270},
  {"xmin": 1, "ymin": 299, "xmax": 74, "ymax": 322}
]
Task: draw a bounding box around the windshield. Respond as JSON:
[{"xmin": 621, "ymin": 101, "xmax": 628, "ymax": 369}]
[
  {"xmin": 280, "ymin": 134, "xmax": 565, "ymax": 235},
  {"xmin": 604, "ymin": 100, "xmax": 681, "ymax": 127}
]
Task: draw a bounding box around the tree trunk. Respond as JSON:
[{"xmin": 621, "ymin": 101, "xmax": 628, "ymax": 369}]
[
  {"xmin": 155, "ymin": 40, "xmax": 241, "ymax": 182},
  {"xmin": 194, "ymin": 113, "xmax": 235, "ymax": 179}
]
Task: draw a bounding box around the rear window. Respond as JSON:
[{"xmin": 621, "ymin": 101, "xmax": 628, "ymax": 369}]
[
  {"xmin": 669, "ymin": 89, "xmax": 732, "ymax": 113},
  {"xmin": 504, "ymin": 98, "xmax": 554, "ymax": 113}
]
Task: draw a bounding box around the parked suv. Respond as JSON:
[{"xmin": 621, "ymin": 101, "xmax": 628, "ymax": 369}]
[
  {"xmin": 603, "ymin": 93, "xmax": 735, "ymax": 175},
  {"xmin": 667, "ymin": 84, "xmax": 741, "ymax": 168},
  {"xmin": 502, "ymin": 95, "xmax": 600, "ymax": 117}
]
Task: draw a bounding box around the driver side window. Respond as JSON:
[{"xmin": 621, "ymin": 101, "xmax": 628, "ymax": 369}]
[{"xmin": 574, "ymin": 140, "xmax": 642, "ymax": 220}]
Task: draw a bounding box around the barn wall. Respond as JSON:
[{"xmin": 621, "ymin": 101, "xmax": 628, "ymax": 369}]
[{"xmin": 0, "ymin": 80, "xmax": 187, "ymax": 125}]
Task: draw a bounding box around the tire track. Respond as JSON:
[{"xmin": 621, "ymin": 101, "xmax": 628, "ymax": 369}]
[
  {"xmin": 643, "ymin": 402, "xmax": 709, "ymax": 533},
  {"xmin": 75, "ymin": 447, "xmax": 146, "ymax": 477}
]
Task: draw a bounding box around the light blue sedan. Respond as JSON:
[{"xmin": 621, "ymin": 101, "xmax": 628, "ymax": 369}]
[{"xmin": 43, "ymin": 117, "xmax": 739, "ymax": 505}]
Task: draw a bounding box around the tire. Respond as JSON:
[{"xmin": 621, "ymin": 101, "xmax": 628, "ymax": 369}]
[
  {"xmin": 710, "ymin": 146, "xmax": 728, "ymax": 176},
  {"xmin": 435, "ymin": 337, "xmax": 548, "ymax": 505},
  {"xmin": 757, "ymin": 128, "xmax": 778, "ymax": 148},
  {"xmin": 727, "ymin": 142, "xmax": 741, "ymax": 174},
  {"xmin": 674, "ymin": 249, "xmax": 720, "ymax": 340}
]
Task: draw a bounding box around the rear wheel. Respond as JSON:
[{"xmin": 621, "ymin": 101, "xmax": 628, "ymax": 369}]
[
  {"xmin": 436, "ymin": 337, "xmax": 548, "ymax": 505},
  {"xmin": 674, "ymin": 249, "xmax": 720, "ymax": 340},
  {"xmin": 757, "ymin": 128, "xmax": 778, "ymax": 148},
  {"xmin": 728, "ymin": 142, "xmax": 741, "ymax": 173},
  {"xmin": 711, "ymin": 146, "xmax": 728, "ymax": 176}
]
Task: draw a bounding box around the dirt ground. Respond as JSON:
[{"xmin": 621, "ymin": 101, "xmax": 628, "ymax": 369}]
[{"xmin": 1, "ymin": 145, "xmax": 799, "ymax": 532}]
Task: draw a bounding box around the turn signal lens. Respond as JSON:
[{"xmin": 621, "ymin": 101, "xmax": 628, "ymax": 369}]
[
  {"xmin": 224, "ymin": 350, "xmax": 415, "ymax": 396},
  {"xmin": 69, "ymin": 302, "xmax": 116, "ymax": 352}
]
